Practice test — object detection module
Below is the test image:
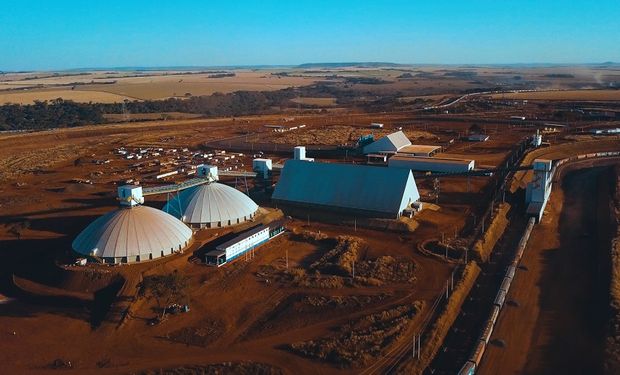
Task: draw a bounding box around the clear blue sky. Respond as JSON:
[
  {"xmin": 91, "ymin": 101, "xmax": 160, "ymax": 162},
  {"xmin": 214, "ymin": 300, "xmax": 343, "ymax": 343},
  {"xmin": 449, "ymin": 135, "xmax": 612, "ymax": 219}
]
[{"xmin": 1, "ymin": 0, "xmax": 619, "ymax": 71}]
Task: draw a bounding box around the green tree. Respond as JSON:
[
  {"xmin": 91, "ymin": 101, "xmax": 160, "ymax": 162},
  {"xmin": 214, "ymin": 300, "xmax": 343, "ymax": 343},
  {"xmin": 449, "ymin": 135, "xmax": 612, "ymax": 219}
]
[
  {"xmin": 139, "ymin": 271, "xmax": 190, "ymax": 319},
  {"xmin": 8, "ymin": 220, "xmax": 30, "ymax": 240}
]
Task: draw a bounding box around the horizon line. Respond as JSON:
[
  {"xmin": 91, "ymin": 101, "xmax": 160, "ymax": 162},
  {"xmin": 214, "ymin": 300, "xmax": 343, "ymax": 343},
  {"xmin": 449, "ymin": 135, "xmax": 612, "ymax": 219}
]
[{"xmin": 2, "ymin": 61, "xmax": 618, "ymax": 73}]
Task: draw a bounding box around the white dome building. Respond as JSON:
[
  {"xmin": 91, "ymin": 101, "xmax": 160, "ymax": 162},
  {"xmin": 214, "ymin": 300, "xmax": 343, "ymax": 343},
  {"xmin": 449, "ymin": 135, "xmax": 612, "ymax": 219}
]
[
  {"xmin": 72, "ymin": 186, "xmax": 193, "ymax": 264},
  {"xmin": 163, "ymin": 182, "xmax": 259, "ymax": 229}
]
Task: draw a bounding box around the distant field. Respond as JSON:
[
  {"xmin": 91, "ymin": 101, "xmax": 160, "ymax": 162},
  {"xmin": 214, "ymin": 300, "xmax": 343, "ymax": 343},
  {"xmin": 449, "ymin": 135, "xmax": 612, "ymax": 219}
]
[
  {"xmin": 0, "ymin": 89, "xmax": 134, "ymax": 104},
  {"xmin": 489, "ymin": 89, "xmax": 620, "ymax": 101},
  {"xmin": 103, "ymin": 112, "xmax": 203, "ymax": 121},
  {"xmin": 0, "ymin": 71, "xmax": 317, "ymax": 104},
  {"xmin": 2, "ymin": 66, "xmax": 620, "ymax": 105}
]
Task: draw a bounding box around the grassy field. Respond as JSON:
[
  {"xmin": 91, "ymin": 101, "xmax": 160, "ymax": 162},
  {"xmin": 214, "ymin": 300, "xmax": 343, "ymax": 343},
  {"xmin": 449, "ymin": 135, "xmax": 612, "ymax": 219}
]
[
  {"xmin": 0, "ymin": 89, "xmax": 134, "ymax": 104},
  {"xmin": 0, "ymin": 71, "xmax": 317, "ymax": 104},
  {"xmin": 3, "ymin": 65, "xmax": 620, "ymax": 105}
]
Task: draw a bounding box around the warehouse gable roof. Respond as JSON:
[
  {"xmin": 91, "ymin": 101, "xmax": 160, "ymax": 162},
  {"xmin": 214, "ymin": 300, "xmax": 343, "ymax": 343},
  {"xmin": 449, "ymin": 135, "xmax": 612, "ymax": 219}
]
[
  {"xmin": 272, "ymin": 160, "xmax": 419, "ymax": 216},
  {"xmin": 363, "ymin": 131, "xmax": 412, "ymax": 154}
]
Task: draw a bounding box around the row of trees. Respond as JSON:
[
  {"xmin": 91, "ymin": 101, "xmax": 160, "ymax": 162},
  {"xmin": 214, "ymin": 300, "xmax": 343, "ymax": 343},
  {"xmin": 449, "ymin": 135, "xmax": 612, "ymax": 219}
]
[
  {"xmin": 0, "ymin": 99, "xmax": 105, "ymax": 130},
  {"xmin": 0, "ymin": 88, "xmax": 303, "ymax": 131}
]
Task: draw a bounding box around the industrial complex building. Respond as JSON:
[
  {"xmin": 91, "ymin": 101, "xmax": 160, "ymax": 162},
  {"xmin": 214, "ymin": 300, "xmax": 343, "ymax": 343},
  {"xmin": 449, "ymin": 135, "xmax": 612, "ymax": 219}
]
[
  {"xmin": 72, "ymin": 186, "xmax": 193, "ymax": 264},
  {"xmin": 388, "ymin": 155, "xmax": 475, "ymax": 173},
  {"xmin": 272, "ymin": 159, "xmax": 420, "ymax": 218}
]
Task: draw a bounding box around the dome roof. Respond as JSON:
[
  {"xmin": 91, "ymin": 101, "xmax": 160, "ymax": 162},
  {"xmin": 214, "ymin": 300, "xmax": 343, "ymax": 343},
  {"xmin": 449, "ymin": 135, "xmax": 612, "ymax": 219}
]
[
  {"xmin": 72, "ymin": 205, "xmax": 193, "ymax": 262},
  {"xmin": 163, "ymin": 182, "xmax": 259, "ymax": 226}
]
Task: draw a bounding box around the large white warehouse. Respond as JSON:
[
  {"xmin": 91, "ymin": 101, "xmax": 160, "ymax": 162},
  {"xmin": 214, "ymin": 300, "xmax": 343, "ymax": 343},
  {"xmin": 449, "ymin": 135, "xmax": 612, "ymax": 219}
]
[
  {"xmin": 272, "ymin": 160, "xmax": 420, "ymax": 218},
  {"xmin": 163, "ymin": 182, "xmax": 259, "ymax": 228},
  {"xmin": 72, "ymin": 186, "xmax": 193, "ymax": 264}
]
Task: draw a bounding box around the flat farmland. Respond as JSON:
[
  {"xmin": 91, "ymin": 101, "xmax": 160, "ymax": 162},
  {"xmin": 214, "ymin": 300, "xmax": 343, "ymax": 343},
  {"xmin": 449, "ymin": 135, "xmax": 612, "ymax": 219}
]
[
  {"xmin": 0, "ymin": 88, "xmax": 135, "ymax": 104},
  {"xmin": 0, "ymin": 71, "xmax": 318, "ymax": 104}
]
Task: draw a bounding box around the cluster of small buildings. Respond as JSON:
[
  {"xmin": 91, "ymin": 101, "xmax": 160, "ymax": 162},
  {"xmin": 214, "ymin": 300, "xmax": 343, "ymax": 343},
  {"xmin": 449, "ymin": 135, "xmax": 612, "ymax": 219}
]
[
  {"xmin": 362, "ymin": 130, "xmax": 476, "ymax": 173},
  {"xmin": 265, "ymin": 124, "xmax": 306, "ymax": 133},
  {"xmin": 114, "ymin": 146, "xmax": 249, "ymax": 183}
]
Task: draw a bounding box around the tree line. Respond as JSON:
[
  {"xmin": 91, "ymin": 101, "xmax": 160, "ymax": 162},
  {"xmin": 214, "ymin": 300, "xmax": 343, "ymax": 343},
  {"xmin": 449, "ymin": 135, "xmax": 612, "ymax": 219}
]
[
  {"xmin": 0, "ymin": 89, "xmax": 301, "ymax": 131},
  {"xmin": 0, "ymin": 80, "xmax": 447, "ymax": 131}
]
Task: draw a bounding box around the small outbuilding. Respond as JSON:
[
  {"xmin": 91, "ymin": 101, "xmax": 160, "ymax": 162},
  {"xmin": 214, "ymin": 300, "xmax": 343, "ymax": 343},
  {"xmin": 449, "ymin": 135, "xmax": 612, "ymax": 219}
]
[
  {"xmin": 397, "ymin": 144, "xmax": 442, "ymax": 157},
  {"xmin": 388, "ymin": 155, "xmax": 475, "ymax": 173},
  {"xmin": 466, "ymin": 134, "xmax": 490, "ymax": 142},
  {"xmin": 362, "ymin": 131, "xmax": 412, "ymax": 154}
]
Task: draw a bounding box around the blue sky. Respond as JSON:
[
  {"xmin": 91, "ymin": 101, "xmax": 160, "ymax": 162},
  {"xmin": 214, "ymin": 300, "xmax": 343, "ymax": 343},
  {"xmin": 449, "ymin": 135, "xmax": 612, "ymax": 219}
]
[{"xmin": 1, "ymin": 0, "xmax": 619, "ymax": 71}]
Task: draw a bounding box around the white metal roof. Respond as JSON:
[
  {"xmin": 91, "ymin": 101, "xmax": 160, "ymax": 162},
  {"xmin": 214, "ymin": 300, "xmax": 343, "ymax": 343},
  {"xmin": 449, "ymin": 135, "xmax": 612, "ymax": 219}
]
[
  {"xmin": 363, "ymin": 131, "xmax": 412, "ymax": 154},
  {"xmin": 72, "ymin": 205, "xmax": 193, "ymax": 260},
  {"xmin": 272, "ymin": 160, "xmax": 420, "ymax": 216},
  {"xmin": 163, "ymin": 182, "xmax": 259, "ymax": 225}
]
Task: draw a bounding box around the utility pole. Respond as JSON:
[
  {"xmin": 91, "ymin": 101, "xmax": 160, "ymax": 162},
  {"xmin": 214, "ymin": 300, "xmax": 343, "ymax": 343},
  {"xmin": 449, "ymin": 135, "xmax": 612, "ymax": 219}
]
[
  {"xmin": 418, "ymin": 334, "xmax": 421, "ymax": 359},
  {"xmin": 451, "ymin": 271, "xmax": 454, "ymax": 290}
]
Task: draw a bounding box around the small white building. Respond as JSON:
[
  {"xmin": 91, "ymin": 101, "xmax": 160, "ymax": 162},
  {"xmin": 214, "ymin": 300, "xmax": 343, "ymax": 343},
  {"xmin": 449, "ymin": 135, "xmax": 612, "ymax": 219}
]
[
  {"xmin": 363, "ymin": 131, "xmax": 411, "ymax": 154},
  {"xmin": 253, "ymin": 158, "xmax": 273, "ymax": 179},
  {"xmin": 294, "ymin": 146, "xmax": 314, "ymax": 162},
  {"xmin": 197, "ymin": 164, "xmax": 219, "ymax": 180},
  {"xmin": 466, "ymin": 134, "xmax": 490, "ymax": 142},
  {"xmin": 370, "ymin": 122, "xmax": 384, "ymax": 129},
  {"xmin": 118, "ymin": 185, "xmax": 144, "ymax": 206}
]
